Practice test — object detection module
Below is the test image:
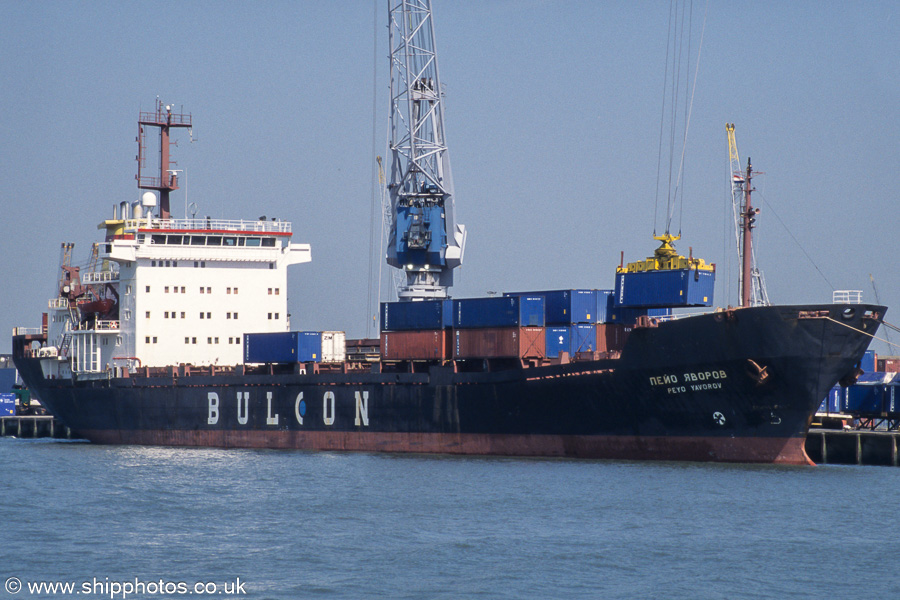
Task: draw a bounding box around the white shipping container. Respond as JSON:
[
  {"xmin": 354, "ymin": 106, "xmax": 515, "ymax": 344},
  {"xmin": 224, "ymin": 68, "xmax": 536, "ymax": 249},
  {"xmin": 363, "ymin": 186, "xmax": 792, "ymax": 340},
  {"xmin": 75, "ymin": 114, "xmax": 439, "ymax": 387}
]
[{"xmin": 321, "ymin": 331, "xmax": 346, "ymax": 363}]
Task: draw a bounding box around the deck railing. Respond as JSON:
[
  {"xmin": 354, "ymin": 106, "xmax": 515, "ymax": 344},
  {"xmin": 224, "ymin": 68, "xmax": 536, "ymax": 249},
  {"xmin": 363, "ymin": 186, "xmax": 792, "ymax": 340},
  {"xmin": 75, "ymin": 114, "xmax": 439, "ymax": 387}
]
[
  {"xmin": 81, "ymin": 271, "xmax": 119, "ymax": 283},
  {"xmin": 124, "ymin": 217, "xmax": 291, "ymax": 234},
  {"xmin": 833, "ymin": 290, "xmax": 863, "ymax": 304}
]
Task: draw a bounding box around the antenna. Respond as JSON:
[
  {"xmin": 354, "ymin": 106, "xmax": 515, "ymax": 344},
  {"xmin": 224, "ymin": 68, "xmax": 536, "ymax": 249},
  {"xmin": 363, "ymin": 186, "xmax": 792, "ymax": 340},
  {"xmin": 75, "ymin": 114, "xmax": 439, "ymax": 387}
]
[{"xmin": 136, "ymin": 100, "xmax": 192, "ymax": 220}]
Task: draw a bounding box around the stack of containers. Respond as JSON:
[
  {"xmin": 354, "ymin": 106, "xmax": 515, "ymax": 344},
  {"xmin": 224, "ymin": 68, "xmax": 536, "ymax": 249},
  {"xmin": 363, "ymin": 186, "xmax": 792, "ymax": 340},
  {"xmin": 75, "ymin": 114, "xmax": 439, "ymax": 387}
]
[
  {"xmin": 504, "ymin": 289, "xmax": 675, "ymax": 356},
  {"xmin": 594, "ymin": 289, "xmax": 624, "ymax": 353},
  {"xmin": 504, "ymin": 290, "xmax": 603, "ymax": 357},
  {"xmin": 379, "ymin": 300, "xmax": 453, "ymax": 360},
  {"xmin": 244, "ymin": 331, "xmax": 346, "ymax": 364},
  {"xmin": 453, "ymin": 296, "xmax": 545, "ymax": 359}
]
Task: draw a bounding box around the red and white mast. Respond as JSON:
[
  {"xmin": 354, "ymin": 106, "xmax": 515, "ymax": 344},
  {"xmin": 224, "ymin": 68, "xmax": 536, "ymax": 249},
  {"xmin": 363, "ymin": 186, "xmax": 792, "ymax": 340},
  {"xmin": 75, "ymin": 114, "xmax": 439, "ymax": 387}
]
[
  {"xmin": 726, "ymin": 123, "xmax": 768, "ymax": 307},
  {"xmin": 136, "ymin": 100, "xmax": 192, "ymax": 220}
]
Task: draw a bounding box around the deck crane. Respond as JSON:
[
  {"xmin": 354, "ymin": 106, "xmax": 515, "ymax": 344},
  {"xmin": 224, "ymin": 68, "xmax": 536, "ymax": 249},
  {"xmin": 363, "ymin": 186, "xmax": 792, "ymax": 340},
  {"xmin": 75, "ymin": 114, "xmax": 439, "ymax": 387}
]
[
  {"xmin": 726, "ymin": 124, "xmax": 769, "ymax": 307},
  {"xmin": 385, "ymin": 0, "xmax": 466, "ymax": 301}
]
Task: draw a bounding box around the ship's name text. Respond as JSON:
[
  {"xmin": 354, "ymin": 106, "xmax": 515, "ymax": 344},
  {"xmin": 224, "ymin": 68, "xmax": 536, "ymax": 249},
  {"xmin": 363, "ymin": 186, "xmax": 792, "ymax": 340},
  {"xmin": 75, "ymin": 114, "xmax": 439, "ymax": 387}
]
[
  {"xmin": 649, "ymin": 370, "xmax": 727, "ymax": 392},
  {"xmin": 205, "ymin": 391, "xmax": 369, "ymax": 427}
]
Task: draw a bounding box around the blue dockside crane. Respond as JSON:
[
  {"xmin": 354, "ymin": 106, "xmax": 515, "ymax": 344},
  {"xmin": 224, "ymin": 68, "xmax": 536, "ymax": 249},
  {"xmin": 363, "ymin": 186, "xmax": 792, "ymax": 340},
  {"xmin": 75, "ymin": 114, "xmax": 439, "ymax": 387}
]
[{"xmin": 385, "ymin": 0, "xmax": 466, "ymax": 301}]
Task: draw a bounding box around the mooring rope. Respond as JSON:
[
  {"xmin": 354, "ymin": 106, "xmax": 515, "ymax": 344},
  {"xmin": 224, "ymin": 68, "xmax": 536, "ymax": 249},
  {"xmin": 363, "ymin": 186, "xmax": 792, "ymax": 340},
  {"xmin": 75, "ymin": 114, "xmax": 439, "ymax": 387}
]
[{"xmin": 824, "ymin": 317, "xmax": 900, "ymax": 351}]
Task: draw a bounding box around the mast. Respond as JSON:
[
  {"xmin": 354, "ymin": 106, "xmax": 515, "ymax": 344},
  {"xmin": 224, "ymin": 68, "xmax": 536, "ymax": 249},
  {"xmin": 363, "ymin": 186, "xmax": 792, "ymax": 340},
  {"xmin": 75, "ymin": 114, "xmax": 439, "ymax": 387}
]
[
  {"xmin": 137, "ymin": 100, "xmax": 192, "ymax": 220},
  {"xmin": 740, "ymin": 159, "xmax": 756, "ymax": 307},
  {"xmin": 386, "ymin": 0, "xmax": 466, "ymax": 301},
  {"xmin": 727, "ymin": 124, "xmax": 767, "ymax": 308}
]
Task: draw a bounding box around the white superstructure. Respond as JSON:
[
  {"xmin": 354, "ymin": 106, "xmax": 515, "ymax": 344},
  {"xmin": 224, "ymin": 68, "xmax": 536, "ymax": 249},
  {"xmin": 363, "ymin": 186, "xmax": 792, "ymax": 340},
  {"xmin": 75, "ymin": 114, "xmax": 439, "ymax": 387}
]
[
  {"xmin": 44, "ymin": 213, "xmax": 310, "ymax": 378},
  {"xmin": 40, "ymin": 101, "xmax": 312, "ymax": 380}
]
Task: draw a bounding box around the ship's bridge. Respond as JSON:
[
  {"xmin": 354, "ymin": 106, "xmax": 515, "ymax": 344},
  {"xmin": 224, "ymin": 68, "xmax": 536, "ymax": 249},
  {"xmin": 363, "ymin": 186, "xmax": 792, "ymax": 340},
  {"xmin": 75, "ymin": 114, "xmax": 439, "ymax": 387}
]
[
  {"xmin": 128, "ymin": 217, "xmax": 291, "ymax": 235},
  {"xmin": 97, "ymin": 216, "xmax": 307, "ymax": 265}
]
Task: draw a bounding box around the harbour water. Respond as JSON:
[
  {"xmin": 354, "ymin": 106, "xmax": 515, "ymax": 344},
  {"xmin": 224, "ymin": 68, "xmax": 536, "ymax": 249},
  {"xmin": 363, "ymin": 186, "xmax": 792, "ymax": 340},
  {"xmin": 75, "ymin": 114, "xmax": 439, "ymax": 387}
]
[{"xmin": 2, "ymin": 438, "xmax": 897, "ymax": 599}]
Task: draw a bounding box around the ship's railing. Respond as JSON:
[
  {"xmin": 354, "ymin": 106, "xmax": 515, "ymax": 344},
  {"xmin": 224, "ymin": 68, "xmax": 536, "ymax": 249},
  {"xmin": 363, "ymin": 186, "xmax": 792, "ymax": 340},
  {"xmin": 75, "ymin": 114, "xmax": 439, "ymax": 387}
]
[
  {"xmin": 139, "ymin": 109, "xmax": 191, "ymax": 126},
  {"xmin": 124, "ymin": 218, "xmax": 291, "ymax": 234},
  {"xmin": 94, "ymin": 320, "xmax": 120, "ymax": 331},
  {"xmin": 651, "ymin": 314, "xmax": 677, "ymax": 323},
  {"xmin": 48, "ymin": 298, "xmax": 70, "ymax": 310},
  {"xmin": 13, "ymin": 327, "xmax": 43, "ymax": 336},
  {"xmin": 81, "ymin": 270, "xmax": 119, "ymax": 283},
  {"xmin": 833, "ymin": 290, "xmax": 863, "ymax": 304}
]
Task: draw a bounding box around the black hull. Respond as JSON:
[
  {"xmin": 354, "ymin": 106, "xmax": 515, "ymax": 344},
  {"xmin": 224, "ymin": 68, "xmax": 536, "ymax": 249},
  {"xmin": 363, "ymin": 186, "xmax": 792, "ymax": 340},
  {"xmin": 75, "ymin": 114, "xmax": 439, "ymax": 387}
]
[{"xmin": 14, "ymin": 304, "xmax": 884, "ymax": 464}]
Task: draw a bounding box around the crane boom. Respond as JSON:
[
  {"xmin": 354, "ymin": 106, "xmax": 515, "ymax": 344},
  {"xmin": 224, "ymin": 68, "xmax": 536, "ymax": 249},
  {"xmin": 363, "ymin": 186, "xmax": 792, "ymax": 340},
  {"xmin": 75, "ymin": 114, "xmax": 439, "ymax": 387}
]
[{"xmin": 386, "ymin": 0, "xmax": 466, "ymax": 301}]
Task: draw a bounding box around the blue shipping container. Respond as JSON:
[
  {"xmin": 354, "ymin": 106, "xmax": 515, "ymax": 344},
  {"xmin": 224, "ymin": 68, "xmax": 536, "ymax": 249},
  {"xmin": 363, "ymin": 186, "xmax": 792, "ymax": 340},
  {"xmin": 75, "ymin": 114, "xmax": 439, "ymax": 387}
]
[
  {"xmin": 504, "ymin": 290, "xmax": 597, "ymax": 324},
  {"xmin": 614, "ymin": 268, "xmax": 715, "ymax": 308},
  {"xmin": 244, "ymin": 332, "xmax": 297, "ymax": 363},
  {"xmin": 380, "ymin": 300, "xmax": 453, "ymax": 331},
  {"xmin": 0, "ymin": 368, "xmax": 17, "ymax": 393},
  {"xmin": 818, "ymin": 386, "xmax": 843, "ymax": 414},
  {"xmin": 453, "ymin": 296, "xmax": 545, "ymax": 328},
  {"xmin": 595, "ymin": 290, "xmax": 614, "ymax": 323},
  {"xmin": 861, "ymin": 350, "xmax": 876, "ymax": 373},
  {"xmin": 843, "ymin": 383, "xmax": 885, "ymax": 416},
  {"xmin": 545, "ymin": 327, "xmax": 570, "ymax": 358},
  {"xmin": 244, "ymin": 331, "xmax": 323, "ymax": 364},
  {"xmin": 570, "ymin": 324, "xmax": 597, "ymax": 353},
  {"xmin": 297, "ymin": 331, "xmax": 324, "ymax": 362},
  {"xmin": 0, "ymin": 392, "xmax": 15, "ymax": 416},
  {"xmin": 544, "ymin": 325, "xmax": 596, "ymax": 358},
  {"xmin": 885, "ymin": 385, "xmax": 900, "ymax": 416}
]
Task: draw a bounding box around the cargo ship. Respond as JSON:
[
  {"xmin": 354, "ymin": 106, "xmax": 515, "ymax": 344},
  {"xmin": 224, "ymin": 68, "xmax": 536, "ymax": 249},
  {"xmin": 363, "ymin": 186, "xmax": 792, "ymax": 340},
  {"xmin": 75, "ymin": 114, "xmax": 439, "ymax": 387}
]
[{"xmin": 11, "ymin": 2, "xmax": 887, "ymax": 464}]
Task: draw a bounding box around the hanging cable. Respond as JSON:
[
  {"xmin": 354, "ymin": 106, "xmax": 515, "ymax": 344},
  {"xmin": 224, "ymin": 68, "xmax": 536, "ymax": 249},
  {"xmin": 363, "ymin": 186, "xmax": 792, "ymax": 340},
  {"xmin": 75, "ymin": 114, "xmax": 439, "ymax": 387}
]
[
  {"xmin": 759, "ymin": 191, "xmax": 835, "ymax": 291},
  {"xmin": 675, "ymin": 0, "xmax": 707, "ymax": 237},
  {"xmin": 366, "ymin": 0, "xmax": 380, "ymax": 338},
  {"xmin": 664, "ymin": 0, "xmax": 682, "ymax": 234},
  {"xmin": 653, "ymin": 0, "xmax": 677, "ymax": 236}
]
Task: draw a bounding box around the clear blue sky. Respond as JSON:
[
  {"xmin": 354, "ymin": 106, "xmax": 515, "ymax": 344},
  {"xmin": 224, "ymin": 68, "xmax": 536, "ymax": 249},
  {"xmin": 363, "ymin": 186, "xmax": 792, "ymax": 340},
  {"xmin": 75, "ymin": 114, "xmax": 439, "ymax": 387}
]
[{"xmin": 1, "ymin": 1, "xmax": 898, "ymax": 355}]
